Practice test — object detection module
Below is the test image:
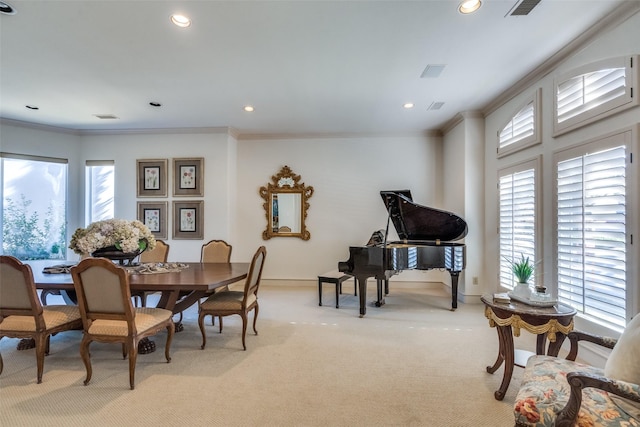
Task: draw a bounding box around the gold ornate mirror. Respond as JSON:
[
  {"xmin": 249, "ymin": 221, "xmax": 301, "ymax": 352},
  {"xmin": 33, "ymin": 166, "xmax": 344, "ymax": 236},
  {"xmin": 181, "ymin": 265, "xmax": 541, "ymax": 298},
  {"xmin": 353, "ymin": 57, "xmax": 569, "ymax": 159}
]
[{"xmin": 260, "ymin": 165, "xmax": 313, "ymax": 240}]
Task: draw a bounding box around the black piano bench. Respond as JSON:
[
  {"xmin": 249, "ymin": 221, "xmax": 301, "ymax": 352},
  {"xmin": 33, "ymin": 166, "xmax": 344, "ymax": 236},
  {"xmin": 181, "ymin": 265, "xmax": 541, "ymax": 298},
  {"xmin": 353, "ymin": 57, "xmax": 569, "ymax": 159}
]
[{"xmin": 318, "ymin": 270, "xmax": 356, "ymax": 308}]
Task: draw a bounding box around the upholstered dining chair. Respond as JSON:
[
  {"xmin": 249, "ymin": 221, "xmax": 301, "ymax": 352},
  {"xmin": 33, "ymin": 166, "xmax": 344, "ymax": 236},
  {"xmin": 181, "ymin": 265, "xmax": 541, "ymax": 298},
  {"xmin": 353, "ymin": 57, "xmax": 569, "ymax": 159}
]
[
  {"xmin": 198, "ymin": 246, "xmax": 266, "ymax": 351},
  {"xmin": 134, "ymin": 240, "xmax": 170, "ymax": 307},
  {"xmin": 196, "ymin": 239, "xmax": 234, "ymax": 324},
  {"xmin": 200, "ymin": 239, "xmax": 232, "ymax": 263},
  {"xmin": 0, "ymin": 255, "xmax": 82, "ymax": 384},
  {"xmin": 514, "ymin": 314, "xmax": 640, "ymax": 427},
  {"xmin": 71, "ymin": 257, "xmax": 174, "ymax": 390},
  {"xmin": 140, "ymin": 239, "xmax": 169, "ymax": 263}
]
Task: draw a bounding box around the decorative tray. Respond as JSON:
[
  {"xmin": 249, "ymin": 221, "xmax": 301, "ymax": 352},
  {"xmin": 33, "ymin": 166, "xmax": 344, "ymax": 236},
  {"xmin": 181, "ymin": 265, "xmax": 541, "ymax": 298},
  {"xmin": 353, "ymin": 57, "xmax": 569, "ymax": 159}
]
[{"xmin": 507, "ymin": 292, "xmax": 558, "ymax": 308}]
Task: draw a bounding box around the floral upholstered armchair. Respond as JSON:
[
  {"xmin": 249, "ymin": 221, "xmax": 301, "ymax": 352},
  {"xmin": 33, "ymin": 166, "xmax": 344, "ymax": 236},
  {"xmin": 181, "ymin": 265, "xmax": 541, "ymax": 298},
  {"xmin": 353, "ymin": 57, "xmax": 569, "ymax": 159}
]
[{"xmin": 514, "ymin": 314, "xmax": 640, "ymax": 427}]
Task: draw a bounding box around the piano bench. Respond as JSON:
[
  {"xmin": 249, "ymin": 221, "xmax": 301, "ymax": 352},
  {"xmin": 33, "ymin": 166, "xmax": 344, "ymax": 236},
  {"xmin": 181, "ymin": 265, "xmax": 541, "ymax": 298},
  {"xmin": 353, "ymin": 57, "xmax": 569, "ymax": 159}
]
[{"xmin": 318, "ymin": 271, "xmax": 356, "ymax": 308}]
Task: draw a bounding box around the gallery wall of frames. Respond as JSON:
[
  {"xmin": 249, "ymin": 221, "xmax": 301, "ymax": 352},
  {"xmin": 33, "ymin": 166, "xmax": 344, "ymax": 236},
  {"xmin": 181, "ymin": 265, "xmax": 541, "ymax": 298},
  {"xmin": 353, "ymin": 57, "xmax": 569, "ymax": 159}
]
[{"xmin": 136, "ymin": 157, "xmax": 204, "ymax": 240}]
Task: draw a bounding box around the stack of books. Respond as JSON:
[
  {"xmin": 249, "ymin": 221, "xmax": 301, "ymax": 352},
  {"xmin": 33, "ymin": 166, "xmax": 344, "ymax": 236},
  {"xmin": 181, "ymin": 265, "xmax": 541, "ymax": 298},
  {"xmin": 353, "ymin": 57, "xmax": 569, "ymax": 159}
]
[{"xmin": 493, "ymin": 292, "xmax": 511, "ymax": 303}]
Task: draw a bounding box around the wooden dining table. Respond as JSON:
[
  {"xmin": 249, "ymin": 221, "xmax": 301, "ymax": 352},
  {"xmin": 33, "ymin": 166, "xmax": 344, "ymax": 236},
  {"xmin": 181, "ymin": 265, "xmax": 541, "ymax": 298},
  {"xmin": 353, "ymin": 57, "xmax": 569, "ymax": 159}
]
[
  {"xmin": 29, "ymin": 260, "xmax": 249, "ymax": 314},
  {"xmin": 26, "ymin": 260, "xmax": 249, "ymax": 354}
]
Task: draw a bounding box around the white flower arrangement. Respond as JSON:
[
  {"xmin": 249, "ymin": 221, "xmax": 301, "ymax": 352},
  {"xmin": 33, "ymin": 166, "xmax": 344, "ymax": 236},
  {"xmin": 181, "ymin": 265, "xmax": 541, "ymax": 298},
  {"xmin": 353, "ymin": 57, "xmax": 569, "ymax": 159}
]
[{"xmin": 69, "ymin": 219, "xmax": 156, "ymax": 255}]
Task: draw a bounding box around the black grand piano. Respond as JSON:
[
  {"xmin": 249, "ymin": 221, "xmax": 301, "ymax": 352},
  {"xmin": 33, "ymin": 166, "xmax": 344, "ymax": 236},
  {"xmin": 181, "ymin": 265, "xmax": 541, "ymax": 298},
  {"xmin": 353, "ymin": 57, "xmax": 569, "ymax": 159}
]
[{"xmin": 338, "ymin": 190, "xmax": 467, "ymax": 317}]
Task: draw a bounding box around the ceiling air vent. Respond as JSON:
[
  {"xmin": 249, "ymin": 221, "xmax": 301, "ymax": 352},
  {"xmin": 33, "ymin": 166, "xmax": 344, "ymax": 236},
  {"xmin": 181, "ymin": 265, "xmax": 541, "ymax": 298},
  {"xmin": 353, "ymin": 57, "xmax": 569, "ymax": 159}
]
[
  {"xmin": 428, "ymin": 102, "xmax": 445, "ymax": 111},
  {"xmin": 420, "ymin": 64, "xmax": 446, "ymax": 79},
  {"xmin": 508, "ymin": 0, "xmax": 542, "ymax": 16},
  {"xmin": 94, "ymin": 114, "xmax": 119, "ymax": 120}
]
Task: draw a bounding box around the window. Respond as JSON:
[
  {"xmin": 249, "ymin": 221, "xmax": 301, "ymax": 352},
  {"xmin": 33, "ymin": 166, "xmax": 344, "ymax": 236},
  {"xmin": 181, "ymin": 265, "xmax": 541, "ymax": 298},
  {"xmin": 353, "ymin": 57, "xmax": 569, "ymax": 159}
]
[
  {"xmin": 554, "ymin": 56, "xmax": 637, "ymax": 136},
  {"xmin": 555, "ymin": 129, "xmax": 632, "ymax": 331},
  {"xmin": 498, "ymin": 158, "xmax": 539, "ymax": 290},
  {"xmin": 498, "ymin": 89, "xmax": 541, "ymax": 157},
  {"xmin": 85, "ymin": 161, "xmax": 115, "ymax": 224},
  {"xmin": 1, "ymin": 153, "xmax": 68, "ymax": 260}
]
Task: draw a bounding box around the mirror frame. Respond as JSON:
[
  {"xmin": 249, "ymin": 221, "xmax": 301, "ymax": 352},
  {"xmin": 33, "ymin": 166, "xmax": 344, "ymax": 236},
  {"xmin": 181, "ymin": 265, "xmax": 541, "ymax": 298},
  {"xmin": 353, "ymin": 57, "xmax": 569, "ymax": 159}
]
[{"xmin": 259, "ymin": 165, "xmax": 313, "ymax": 240}]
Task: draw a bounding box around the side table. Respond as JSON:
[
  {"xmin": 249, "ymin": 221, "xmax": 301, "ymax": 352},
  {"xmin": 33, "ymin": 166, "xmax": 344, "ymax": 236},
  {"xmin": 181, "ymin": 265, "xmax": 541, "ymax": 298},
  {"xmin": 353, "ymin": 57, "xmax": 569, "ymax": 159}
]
[{"xmin": 480, "ymin": 294, "xmax": 576, "ymax": 400}]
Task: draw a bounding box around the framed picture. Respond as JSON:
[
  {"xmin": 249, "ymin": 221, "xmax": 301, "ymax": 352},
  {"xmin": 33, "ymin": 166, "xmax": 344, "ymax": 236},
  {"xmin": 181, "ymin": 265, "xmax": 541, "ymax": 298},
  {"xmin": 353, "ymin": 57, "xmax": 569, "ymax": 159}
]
[
  {"xmin": 137, "ymin": 159, "xmax": 168, "ymax": 197},
  {"xmin": 137, "ymin": 201, "xmax": 168, "ymax": 240},
  {"xmin": 173, "ymin": 200, "xmax": 204, "ymax": 239},
  {"xmin": 173, "ymin": 157, "xmax": 204, "ymax": 196}
]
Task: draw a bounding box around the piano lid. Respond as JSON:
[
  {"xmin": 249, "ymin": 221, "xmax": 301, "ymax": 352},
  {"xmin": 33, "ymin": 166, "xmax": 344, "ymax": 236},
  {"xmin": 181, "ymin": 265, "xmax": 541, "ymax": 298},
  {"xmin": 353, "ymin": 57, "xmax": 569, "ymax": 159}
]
[{"xmin": 380, "ymin": 190, "xmax": 468, "ymax": 242}]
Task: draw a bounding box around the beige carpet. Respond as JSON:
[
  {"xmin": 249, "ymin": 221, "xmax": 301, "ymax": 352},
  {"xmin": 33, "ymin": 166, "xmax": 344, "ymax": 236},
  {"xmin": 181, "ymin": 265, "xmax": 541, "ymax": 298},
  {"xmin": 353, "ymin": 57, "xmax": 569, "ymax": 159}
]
[{"xmin": 0, "ymin": 281, "xmax": 537, "ymax": 426}]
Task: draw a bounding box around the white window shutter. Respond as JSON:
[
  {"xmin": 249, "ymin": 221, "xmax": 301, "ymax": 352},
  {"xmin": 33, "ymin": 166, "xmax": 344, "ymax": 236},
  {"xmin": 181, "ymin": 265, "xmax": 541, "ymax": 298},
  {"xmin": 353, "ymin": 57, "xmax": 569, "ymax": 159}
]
[{"xmin": 557, "ymin": 145, "xmax": 627, "ymax": 329}]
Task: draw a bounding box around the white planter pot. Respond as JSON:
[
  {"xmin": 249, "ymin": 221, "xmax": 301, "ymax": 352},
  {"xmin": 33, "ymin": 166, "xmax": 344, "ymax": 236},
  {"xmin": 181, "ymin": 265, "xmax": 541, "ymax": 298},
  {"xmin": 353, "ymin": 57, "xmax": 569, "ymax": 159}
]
[{"xmin": 512, "ymin": 282, "xmax": 531, "ymax": 299}]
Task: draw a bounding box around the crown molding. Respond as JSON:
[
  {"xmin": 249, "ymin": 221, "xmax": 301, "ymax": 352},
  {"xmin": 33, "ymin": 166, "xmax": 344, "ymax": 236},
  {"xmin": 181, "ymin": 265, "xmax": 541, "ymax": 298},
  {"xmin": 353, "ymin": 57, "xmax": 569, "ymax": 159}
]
[
  {"xmin": 0, "ymin": 118, "xmax": 237, "ymax": 137},
  {"xmin": 77, "ymin": 126, "xmax": 232, "ymax": 136},
  {"xmin": 0, "ymin": 118, "xmax": 82, "ymax": 135},
  {"xmin": 481, "ymin": 2, "xmax": 640, "ymax": 118},
  {"xmin": 237, "ymin": 129, "xmax": 441, "ymax": 141}
]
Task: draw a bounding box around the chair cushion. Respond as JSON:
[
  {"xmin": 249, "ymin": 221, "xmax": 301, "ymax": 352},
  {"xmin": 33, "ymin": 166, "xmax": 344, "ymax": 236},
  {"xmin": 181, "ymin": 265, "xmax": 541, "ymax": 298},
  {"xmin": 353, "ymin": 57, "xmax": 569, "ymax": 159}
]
[
  {"xmin": 0, "ymin": 305, "xmax": 80, "ymax": 332},
  {"xmin": 605, "ymin": 313, "xmax": 640, "ymax": 418},
  {"xmin": 87, "ymin": 307, "xmax": 172, "ymax": 336},
  {"xmin": 514, "ymin": 355, "xmax": 639, "ymax": 427},
  {"xmin": 200, "ymin": 290, "xmax": 256, "ymax": 311}
]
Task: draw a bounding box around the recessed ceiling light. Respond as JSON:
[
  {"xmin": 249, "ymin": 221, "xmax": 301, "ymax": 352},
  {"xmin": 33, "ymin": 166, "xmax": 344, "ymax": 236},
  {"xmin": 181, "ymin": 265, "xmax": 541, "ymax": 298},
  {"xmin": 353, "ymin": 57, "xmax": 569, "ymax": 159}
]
[
  {"xmin": 243, "ymin": 105, "xmax": 255, "ymax": 112},
  {"xmin": 25, "ymin": 105, "xmax": 39, "ymax": 110},
  {"xmin": 0, "ymin": 1, "xmax": 16, "ymax": 15},
  {"xmin": 458, "ymin": 0, "xmax": 481, "ymax": 14},
  {"xmin": 403, "ymin": 103, "xmax": 415, "ymax": 109},
  {"xmin": 171, "ymin": 14, "xmax": 191, "ymax": 28}
]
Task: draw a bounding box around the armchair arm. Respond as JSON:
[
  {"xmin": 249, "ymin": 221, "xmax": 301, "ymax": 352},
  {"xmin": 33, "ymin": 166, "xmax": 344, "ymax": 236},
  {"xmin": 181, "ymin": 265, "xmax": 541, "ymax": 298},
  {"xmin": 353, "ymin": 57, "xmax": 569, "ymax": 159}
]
[
  {"xmin": 566, "ymin": 330, "xmax": 618, "ymax": 361},
  {"xmin": 556, "ymin": 371, "xmax": 640, "ymax": 427}
]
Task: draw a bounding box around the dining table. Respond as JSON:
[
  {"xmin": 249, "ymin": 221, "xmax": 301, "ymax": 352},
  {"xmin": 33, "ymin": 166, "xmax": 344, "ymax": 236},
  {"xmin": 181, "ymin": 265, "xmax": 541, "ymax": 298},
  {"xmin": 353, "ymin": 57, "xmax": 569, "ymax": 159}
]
[{"xmin": 26, "ymin": 259, "xmax": 249, "ymax": 353}]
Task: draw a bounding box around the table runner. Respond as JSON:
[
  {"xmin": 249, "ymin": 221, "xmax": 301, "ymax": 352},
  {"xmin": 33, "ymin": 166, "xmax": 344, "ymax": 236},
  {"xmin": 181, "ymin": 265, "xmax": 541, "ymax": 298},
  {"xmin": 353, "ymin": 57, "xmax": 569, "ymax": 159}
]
[{"xmin": 42, "ymin": 262, "xmax": 189, "ymax": 275}]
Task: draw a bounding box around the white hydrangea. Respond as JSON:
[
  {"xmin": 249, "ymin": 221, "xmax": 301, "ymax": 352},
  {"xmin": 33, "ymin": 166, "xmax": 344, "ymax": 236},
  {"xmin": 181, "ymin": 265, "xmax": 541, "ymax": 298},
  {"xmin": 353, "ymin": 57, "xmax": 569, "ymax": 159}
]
[{"xmin": 69, "ymin": 219, "xmax": 156, "ymax": 255}]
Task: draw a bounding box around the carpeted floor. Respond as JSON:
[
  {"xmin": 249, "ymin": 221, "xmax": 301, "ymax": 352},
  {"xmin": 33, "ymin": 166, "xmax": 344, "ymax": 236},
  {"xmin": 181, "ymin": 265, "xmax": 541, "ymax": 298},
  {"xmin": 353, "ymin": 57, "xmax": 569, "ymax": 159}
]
[{"xmin": 0, "ymin": 281, "xmax": 536, "ymax": 426}]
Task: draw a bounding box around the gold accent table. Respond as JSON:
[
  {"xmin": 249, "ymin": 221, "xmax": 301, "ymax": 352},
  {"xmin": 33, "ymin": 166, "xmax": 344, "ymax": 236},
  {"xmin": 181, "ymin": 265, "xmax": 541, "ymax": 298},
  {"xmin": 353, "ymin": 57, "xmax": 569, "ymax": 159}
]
[{"xmin": 480, "ymin": 294, "xmax": 576, "ymax": 400}]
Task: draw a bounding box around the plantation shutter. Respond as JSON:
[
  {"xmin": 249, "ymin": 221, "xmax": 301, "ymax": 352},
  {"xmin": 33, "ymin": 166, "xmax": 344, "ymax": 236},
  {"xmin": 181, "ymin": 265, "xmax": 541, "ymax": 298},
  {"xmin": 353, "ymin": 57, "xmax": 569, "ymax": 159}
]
[
  {"xmin": 499, "ymin": 167, "xmax": 536, "ymax": 289},
  {"xmin": 557, "ymin": 67, "xmax": 626, "ymax": 124},
  {"xmin": 499, "ymin": 101, "xmax": 535, "ymax": 149},
  {"xmin": 556, "ymin": 145, "xmax": 626, "ymax": 329}
]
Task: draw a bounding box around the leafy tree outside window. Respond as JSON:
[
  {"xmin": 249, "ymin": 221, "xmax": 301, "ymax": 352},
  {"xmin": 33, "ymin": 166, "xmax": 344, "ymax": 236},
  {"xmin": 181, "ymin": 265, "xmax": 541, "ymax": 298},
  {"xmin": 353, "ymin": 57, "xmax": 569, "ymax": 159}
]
[{"xmin": 1, "ymin": 155, "xmax": 67, "ymax": 260}]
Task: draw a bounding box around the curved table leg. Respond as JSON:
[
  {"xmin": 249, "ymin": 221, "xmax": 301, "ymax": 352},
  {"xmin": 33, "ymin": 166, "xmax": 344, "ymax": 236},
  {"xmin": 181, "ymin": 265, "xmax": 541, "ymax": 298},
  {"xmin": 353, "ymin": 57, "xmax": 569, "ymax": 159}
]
[
  {"xmin": 547, "ymin": 334, "xmax": 567, "ymax": 357},
  {"xmin": 492, "ymin": 325, "xmax": 514, "ymax": 401},
  {"xmin": 536, "ymin": 333, "xmax": 547, "ymax": 355},
  {"xmin": 486, "ymin": 333, "xmax": 505, "ymax": 375}
]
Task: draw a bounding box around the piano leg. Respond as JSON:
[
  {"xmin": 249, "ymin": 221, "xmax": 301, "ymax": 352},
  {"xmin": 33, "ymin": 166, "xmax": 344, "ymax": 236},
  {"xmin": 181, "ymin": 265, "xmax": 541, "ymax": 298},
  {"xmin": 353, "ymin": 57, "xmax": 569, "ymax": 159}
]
[
  {"xmin": 449, "ymin": 271, "xmax": 460, "ymax": 311},
  {"xmin": 357, "ymin": 276, "xmax": 368, "ymax": 317},
  {"xmin": 375, "ymin": 279, "xmax": 386, "ymax": 307}
]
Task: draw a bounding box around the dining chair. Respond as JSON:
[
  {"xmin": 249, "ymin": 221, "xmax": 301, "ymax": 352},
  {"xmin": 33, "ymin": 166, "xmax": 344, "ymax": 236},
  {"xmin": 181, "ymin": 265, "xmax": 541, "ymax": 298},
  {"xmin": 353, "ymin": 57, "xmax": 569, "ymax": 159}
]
[
  {"xmin": 200, "ymin": 239, "xmax": 232, "ymax": 263},
  {"xmin": 71, "ymin": 257, "xmax": 174, "ymax": 390},
  {"xmin": 195, "ymin": 239, "xmax": 234, "ymax": 324},
  {"xmin": 134, "ymin": 240, "xmax": 170, "ymax": 307},
  {"xmin": 0, "ymin": 255, "xmax": 82, "ymax": 384},
  {"xmin": 198, "ymin": 246, "xmax": 266, "ymax": 351},
  {"xmin": 140, "ymin": 239, "xmax": 169, "ymax": 263}
]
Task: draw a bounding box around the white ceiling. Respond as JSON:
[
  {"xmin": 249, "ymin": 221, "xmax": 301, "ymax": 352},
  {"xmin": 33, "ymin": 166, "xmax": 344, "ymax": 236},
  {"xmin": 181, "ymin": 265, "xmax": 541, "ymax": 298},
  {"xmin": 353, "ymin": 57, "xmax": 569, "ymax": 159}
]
[{"xmin": 0, "ymin": 0, "xmax": 631, "ymax": 136}]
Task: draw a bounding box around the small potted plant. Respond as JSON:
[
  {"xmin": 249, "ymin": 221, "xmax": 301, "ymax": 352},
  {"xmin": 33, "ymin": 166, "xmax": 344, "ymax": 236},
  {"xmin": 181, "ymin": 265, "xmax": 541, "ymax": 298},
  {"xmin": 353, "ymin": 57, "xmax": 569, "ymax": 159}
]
[{"xmin": 505, "ymin": 254, "xmax": 535, "ymax": 298}]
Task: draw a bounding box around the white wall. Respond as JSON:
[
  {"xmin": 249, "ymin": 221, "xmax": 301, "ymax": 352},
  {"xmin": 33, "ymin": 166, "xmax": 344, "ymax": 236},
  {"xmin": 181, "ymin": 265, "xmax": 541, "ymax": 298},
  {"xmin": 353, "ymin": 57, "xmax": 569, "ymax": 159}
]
[
  {"xmin": 75, "ymin": 130, "xmax": 235, "ymax": 263},
  {"xmin": 481, "ymin": 10, "xmax": 640, "ymax": 338},
  {"xmin": 236, "ymin": 134, "xmax": 447, "ymax": 281},
  {"xmin": 2, "ymin": 123, "xmax": 453, "ymax": 284},
  {"xmin": 443, "ymin": 113, "xmax": 485, "ymax": 301}
]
